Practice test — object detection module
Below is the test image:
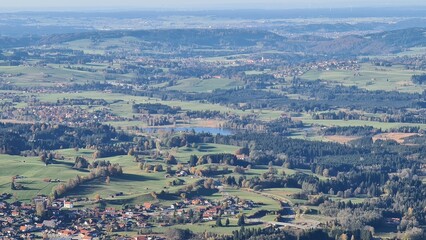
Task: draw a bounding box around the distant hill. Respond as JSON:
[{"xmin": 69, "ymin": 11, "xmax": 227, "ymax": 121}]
[
  {"xmin": 0, "ymin": 36, "xmax": 40, "ymax": 49},
  {"xmin": 367, "ymin": 27, "xmax": 426, "ymax": 48},
  {"xmin": 310, "ymin": 28, "xmax": 426, "ymax": 55},
  {"xmin": 37, "ymin": 29, "xmax": 288, "ymax": 48},
  {"xmin": 1, "ymin": 27, "xmax": 426, "ymax": 57}
]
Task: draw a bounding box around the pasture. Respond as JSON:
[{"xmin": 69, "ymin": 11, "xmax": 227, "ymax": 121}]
[
  {"xmin": 0, "ymin": 154, "xmax": 88, "ymax": 201},
  {"xmin": 301, "ymin": 118, "xmax": 426, "ymax": 130},
  {"xmin": 172, "ymin": 143, "xmax": 239, "ymax": 162},
  {"xmin": 0, "ymin": 142, "xmax": 241, "ymax": 204},
  {"xmin": 0, "ymin": 64, "xmax": 115, "ymax": 87},
  {"xmin": 153, "ymin": 219, "xmax": 264, "ymax": 235},
  {"xmin": 167, "ymin": 77, "xmax": 243, "ymax": 92},
  {"xmin": 35, "ymin": 91, "xmax": 283, "ymax": 124},
  {"xmin": 302, "ymin": 63, "xmax": 426, "ymax": 93}
]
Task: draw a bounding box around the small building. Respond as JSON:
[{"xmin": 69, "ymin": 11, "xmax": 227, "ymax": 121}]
[
  {"xmin": 19, "ymin": 225, "xmax": 33, "ymax": 233},
  {"xmin": 202, "ymin": 212, "xmax": 214, "ymax": 221},
  {"xmin": 63, "ymin": 201, "xmax": 74, "ymax": 209},
  {"xmin": 176, "ymin": 170, "xmax": 188, "ymax": 177},
  {"xmin": 143, "ymin": 202, "xmax": 152, "ymax": 211},
  {"xmin": 59, "ymin": 229, "xmax": 76, "ymax": 236},
  {"xmin": 134, "ymin": 236, "xmax": 148, "ymax": 240}
]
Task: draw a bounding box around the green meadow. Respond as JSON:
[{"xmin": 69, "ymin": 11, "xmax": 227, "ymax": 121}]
[
  {"xmin": 167, "ymin": 77, "xmax": 243, "ymax": 92},
  {"xmin": 302, "ymin": 63, "xmax": 426, "ymax": 93},
  {"xmin": 0, "ymin": 154, "xmax": 88, "ymax": 201}
]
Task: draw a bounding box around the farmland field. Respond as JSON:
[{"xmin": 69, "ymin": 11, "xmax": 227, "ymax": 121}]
[
  {"xmin": 0, "ymin": 154, "xmax": 88, "ymax": 201},
  {"xmin": 168, "ymin": 77, "xmax": 243, "ymax": 92},
  {"xmin": 302, "ymin": 63, "xmax": 426, "ymax": 93}
]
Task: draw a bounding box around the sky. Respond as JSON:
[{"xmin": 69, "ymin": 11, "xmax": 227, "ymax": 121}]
[{"xmin": 1, "ymin": 0, "xmax": 425, "ymax": 11}]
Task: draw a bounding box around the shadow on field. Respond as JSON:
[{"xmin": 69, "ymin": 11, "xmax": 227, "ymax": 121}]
[
  {"xmin": 197, "ymin": 145, "xmax": 216, "ymax": 152},
  {"xmin": 73, "ymin": 168, "xmax": 91, "ymax": 173},
  {"xmin": 51, "ymin": 159, "xmax": 74, "ymax": 167},
  {"xmin": 241, "ymin": 172, "xmax": 259, "ymax": 176},
  {"xmin": 157, "ymin": 192, "xmax": 179, "ymax": 201},
  {"xmin": 66, "ymin": 182, "xmax": 104, "ymax": 196},
  {"xmin": 78, "ymin": 150, "xmax": 95, "ymax": 155},
  {"xmin": 114, "ymin": 173, "xmax": 156, "ymax": 182},
  {"xmin": 199, "ymin": 145, "xmax": 216, "ymax": 150},
  {"xmin": 106, "ymin": 193, "xmax": 155, "ymax": 205}
]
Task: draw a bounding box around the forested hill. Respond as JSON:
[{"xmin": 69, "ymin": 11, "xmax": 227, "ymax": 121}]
[
  {"xmin": 1, "ymin": 27, "xmax": 426, "ymax": 56},
  {"xmin": 311, "ymin": 27, "xmax": 426, "ymax": 55},
  {"xmin": 0, "ymin": 36, "xmax": 41, "ymax": 49},
  {"xmin": 368, "ymin": 27, "xmax": 426, "ymax": 47},
  {"xmin": 37, "ymin": 29, "xmax": 288, "ymax": 48}
]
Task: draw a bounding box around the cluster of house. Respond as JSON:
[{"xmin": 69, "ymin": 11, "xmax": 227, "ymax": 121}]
[
  {"xmin": 310, "ymin": 60, "xmax": 360, "ymax": 72},
  {"xmin": 0, "ymin": 193, "xmax": 258, "ymax": 239},
  {"xmin": 0, "ymin": 104, "xmax": 124, "ymax": 127},
  {"xmin": 273, "ymin": 60, "xmax": 360, "ymax": 79},
  {"xmin": 147, "ymin": 196, "xmax": 258, "ymax": 223},
  {"xmin": 0, "ymin": 195, "xmax": 161, "ymax": 240}
]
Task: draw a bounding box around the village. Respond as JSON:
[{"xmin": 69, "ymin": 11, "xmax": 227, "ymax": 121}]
[{"xmin": 0, "ymin": 189, "xmax": 260, "ymax": 239}]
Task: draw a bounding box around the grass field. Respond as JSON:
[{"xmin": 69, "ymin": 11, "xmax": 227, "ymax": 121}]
[
  {"xmin": 0, "ymin": 154, "xmax": 88, "ymax": 201},
  {"xmin": 35, "ymin": 91, "xmax": 283, "ymax": 124},
  {"xmin": 37, "ymin": 91, "xmax": 242, "ymax": 114},
  {"xmin": 204, "ymin": 188, "xmax": 282, "ymax": 215},
  {"xmin": 0, "ymin": 152, "xmax": 172, "ymax": 203},
  {"xmin": 167, "ymin": 77, "xmax": 243, "ymax": 92},
  {"xmin": 0, "ymin": 64, "xmax": 112, "ymax": 87},
  {"xmin": 172, "ymin": 143, "xmax": 239, "ymax": 162},
  {"xmin": 262, "ymin": 188, "xmax": 303, "ymax": 205},
  {"xmin": 301, "ymin": 118, "xmax": 426, "ymax": 130},
  {"xmin": 0, "ymin": 142, "xmax": 241, "ymax": 204},
  {"xmin": 59, "ymin": 37, "xmax": 144, "ymax": 55},
  {"xmin": 329, "ymin": 196, "xmax": 368, "ymax": 204},
  {"xmin": 56, "ymin": 148, "xmax": 96, "ymax": 159},
  {"xmin": 362, "ymin": 47, "xmax": 426, "ymax": 59},
  {"xmin": 152, "ymin": 218, "xmax": 264, "ymax": 235},
  {"xmin": 302, "ymin": 63, "xmax": 426, "ymax": 93}
]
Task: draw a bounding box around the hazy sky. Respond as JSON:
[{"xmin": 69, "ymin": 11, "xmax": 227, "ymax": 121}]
[{"xmin": 2, "ymin": 0, "xmax": 426, "ymax": 11}]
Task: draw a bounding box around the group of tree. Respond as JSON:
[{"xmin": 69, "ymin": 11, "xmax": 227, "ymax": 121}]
[{"xmin": 52, "ymin": 161, "xmax": 123, "ymax": 198}]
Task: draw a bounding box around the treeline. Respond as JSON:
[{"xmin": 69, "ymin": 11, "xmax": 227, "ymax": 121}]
[
  {"xmin": 132, "ymin": 103, "xmax": 181, "ymax": 114},
  {"xmin": 412, "ymin": 74, "xmax": 426, "ymax": 84},
  {"xmin": 211, "ymin": 132, "xmax": 426, "ymax": 172},
  {"xmin": 39, "ymin": 29, "xmax": 286, "ymax": 49},
  {"xmin": 222, "ymin": 115, "xmax": 304, "ymax": 134},
  {"xmin": 52, "ymin": 160, "xmax": 123, "ymax": 198},
  {"xmin": 220, "ymin": 133, "xmax": 367, "ymax": 163},
  {"xmin": 55, "ymin": 98, "xmax": 109, "ymax": 106},
  {"xmin": 323, "ymin": 125, "xmax": 422, "ymax": 137},
  {"xmin": 202, "ymin": 226, "xmax": 374, "ymax": 240},
  {"xmin": 185, "ymin": 110, "xmax": 224, "ymax": 119},
  {"xmin": 315, "ymin": 176, "xmax": 426, "ymax": 239},
  {"xmin": 288, "ymin": 79, "xmax": 422, "ymax": 111},
  {"xmin": 162, "ymin": 131, "xmax": 426, "ymax": 174},
  {"xmin": 222, "ymin": 115, "xmax": 266, "ymax": 132},
  {"xmin": 0, "ymin": 122, "xmax": 130, "ymax": 155},
  {"xmin": 313, "ymin": 110, "xmax": 426, "ymax": 124},
  {"xmin": 321, "ymin": 126, "xmax": 379, "ymax": 136}
]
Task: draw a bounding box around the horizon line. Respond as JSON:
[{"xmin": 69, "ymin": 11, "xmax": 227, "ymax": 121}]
[{"xmin": 2, "ymin": 5, "xmax": 426, "ymax": 13}]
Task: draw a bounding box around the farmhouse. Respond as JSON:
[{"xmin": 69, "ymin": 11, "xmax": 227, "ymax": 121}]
[{"xmin": 63, "ymin": 201, "xmax": 74, "ymax": 209}]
